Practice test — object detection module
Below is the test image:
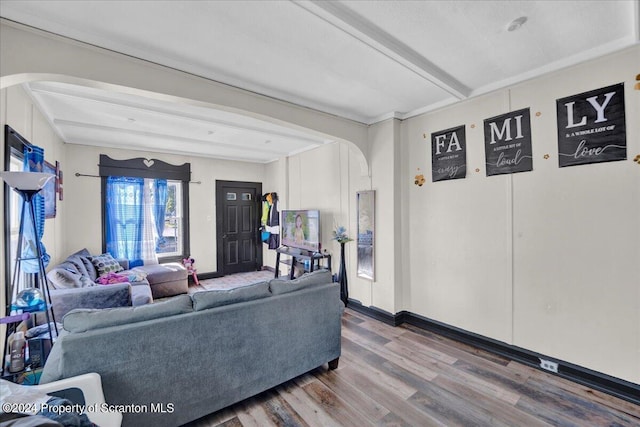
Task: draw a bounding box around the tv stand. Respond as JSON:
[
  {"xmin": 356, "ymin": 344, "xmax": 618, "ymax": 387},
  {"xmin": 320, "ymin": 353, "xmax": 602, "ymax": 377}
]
[{"xmin": 275, "ymin": 247, "xmax": 331, "ymax": 279}]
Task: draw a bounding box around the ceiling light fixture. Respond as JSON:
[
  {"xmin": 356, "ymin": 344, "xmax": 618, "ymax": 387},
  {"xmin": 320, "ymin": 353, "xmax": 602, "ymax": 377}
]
[
  {"xmin": 127, "ymin": 118, "xmax": 136, "ymax": 122},
  {"xmin": 208, "ymin": 130, "xmax": 215, "ymax": 135},
  {"xmin": 507, "ymin": 16, "xmax": 527, "ymax": 32},
  {"xmin": 264, "ymin": 140, "xmax": 271, "ymax": 144}
]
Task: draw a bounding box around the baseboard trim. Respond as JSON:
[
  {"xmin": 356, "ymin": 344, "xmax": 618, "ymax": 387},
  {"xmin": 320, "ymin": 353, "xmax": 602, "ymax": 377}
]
[
  {"xmin": 346, "ymin": 299, "xmax": 401, "ymax": 326},
  {"xmin": 194, "ymin": 271, "xmax": 223, "ymax": 281},
  {"xmin": 346, "ymin": 300, "xmax": 640, "ymax": 406}
]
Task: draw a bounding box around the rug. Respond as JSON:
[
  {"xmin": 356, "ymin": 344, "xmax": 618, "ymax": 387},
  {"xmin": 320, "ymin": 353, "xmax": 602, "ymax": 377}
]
[{"xmin": 188, "ymin": 270, "xmax": 274, "ymax": 293}]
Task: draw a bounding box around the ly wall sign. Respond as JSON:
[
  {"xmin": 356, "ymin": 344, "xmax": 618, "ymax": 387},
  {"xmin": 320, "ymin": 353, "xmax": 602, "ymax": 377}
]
[
  {"xmin": 484, "ymin": 108, "xmax": 533, "ymax": 176},
  {"xmin": 556, "ymin": 83, "xmax": 626, "ymax": 167}
]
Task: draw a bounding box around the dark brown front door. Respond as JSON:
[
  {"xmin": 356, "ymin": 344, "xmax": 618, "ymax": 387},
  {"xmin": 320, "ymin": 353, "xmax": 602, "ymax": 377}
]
[{"xmin": 216, "ymin": 180, "xmax": 262, "ymax": 275}]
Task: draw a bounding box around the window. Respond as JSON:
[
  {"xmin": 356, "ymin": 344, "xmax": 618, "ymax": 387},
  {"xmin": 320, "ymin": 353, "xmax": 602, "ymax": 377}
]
[
  {"xmin": 100, "ymin": 155, "xmax": 190, "ymax": 264},
  {"xmin": 6, "ymin": 155, "xmax": 22, "ymax": 284},
  {"xmin": 3, "ymin": 125, "xmax": 48, "ymax": 290},
  {"xmin": 155, "ymin": 180, "xmax": 183, "ymax": 258},
  {"xmin": 105, "ymin": 178, "xmax": 184, "ymax": 264}
]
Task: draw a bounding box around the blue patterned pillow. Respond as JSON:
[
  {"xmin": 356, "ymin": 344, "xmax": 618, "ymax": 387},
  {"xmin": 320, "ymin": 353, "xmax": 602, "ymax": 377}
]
[{"xmin": 89, "ymin": 253, "xmax": 124, "ymax": 277}]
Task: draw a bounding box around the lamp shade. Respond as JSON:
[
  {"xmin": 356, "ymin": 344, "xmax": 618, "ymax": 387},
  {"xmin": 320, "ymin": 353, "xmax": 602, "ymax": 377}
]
[{"xmin": 0, "ymin": 171, "xmax": 55, "ymax": 191}]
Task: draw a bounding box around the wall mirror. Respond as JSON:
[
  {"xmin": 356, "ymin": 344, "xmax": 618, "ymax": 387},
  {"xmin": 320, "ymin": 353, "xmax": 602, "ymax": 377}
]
[{"xmin": 356, "ymin": 190, "xmax": 375, "ymax": 280}]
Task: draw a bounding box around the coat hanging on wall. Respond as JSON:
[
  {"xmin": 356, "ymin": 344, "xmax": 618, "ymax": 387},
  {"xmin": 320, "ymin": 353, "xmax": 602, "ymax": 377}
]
[{"xmin": 261, "ymin": 192, "xmax": 280, "ymax": 249}]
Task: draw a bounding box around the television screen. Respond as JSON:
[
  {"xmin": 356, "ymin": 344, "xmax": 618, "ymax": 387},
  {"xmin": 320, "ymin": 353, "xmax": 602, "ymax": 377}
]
[{"xmin": 281, "ymin": 210, "xmax": 321, "ymax": 252}]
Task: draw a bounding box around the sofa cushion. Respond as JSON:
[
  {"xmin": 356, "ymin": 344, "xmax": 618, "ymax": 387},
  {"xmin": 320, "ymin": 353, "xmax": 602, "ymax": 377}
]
[
  {"xmin": 46, "ymin": 263, "xmax": 94, "ymax": 289},
  {"xmin": 78, "ymin": 257, "xmax": 97, "ymax": 281},
  {"xmin": 131, "ymin": 284, "xmax": 153, "ymax": 306},
  {"xmin": 66, "ymin": 248, "xmax": 97, "ymax": 281},
  {"xmin": 63, "ymin": 294, "xmax": 193, "ymax": 333},
  {"xmin": 65, "ymin": 254, "xmax": 91, "ymax": 278},
  {"xmin": 133, "ymin": 263, "xmax": 186, "ymax": 284},
  {"xmin": 269, "ymin": 269, "xmax": 332, "ymax": 295},
  {"xmin": 192, "ymin": 281, "xmax": 271, "ymax": 311},
  {"xmin": 89, "ymin": 253, "xmax": 124, "ymax": 277},
  {"xmin": 50, "ymin": 283, "xmax": 132, "ymax": 319}
]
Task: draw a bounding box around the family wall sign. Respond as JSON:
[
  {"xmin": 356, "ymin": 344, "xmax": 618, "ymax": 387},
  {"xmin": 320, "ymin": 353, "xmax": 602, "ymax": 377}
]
[
  {"xmin": 483, "ymin": 108, "xmax": 533, "ymax": 176},
  {"xmin": 556, "ymin": 83, "xmax": 626, "ymax": 167},
  {"xmin": 428, "ymin": 82, "xmax": 627, "ymax": 181},
  {"xmin": 431, "ymin": 125, "xmax": 466, "ymax": 182}
]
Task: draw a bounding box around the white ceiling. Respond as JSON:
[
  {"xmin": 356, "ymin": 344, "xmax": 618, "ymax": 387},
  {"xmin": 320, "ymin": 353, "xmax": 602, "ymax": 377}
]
[{"xmin": 1, "ymin": 1, "xmax": 638, "ymax": 163}]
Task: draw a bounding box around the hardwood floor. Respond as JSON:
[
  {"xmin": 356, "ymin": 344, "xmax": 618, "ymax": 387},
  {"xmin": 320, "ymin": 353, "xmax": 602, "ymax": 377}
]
[{"xmin": 183, "ymin": 309, "xmax": 640, "ymax": 427}]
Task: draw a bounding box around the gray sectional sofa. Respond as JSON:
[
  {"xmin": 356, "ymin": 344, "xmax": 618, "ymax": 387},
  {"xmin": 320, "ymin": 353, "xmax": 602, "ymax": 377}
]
[
  {"xmin": 40, "ymin": 269, "xmax": 343, "ymax": 427},
  {"xmin": 46, "ymin": 249, "xmax": 188, "ymax": 319}
]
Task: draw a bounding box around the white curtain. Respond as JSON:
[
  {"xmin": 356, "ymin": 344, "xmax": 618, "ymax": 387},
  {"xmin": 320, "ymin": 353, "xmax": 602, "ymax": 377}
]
[{"xmin": 140, "ymin": 179, "xmax": 159, "ymax": 264}]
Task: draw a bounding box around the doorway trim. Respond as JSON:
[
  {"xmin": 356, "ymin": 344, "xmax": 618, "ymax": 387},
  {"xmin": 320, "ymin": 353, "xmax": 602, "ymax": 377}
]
[{"xmin": 215, "ymin": 180, "xmax": 263, "ymax": 277}]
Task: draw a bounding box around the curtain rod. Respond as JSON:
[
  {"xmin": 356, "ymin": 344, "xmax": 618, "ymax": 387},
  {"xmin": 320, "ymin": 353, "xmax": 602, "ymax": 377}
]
[{"xmin": 75, "ymin": 172, "xmax": 201, "ymax": 184}]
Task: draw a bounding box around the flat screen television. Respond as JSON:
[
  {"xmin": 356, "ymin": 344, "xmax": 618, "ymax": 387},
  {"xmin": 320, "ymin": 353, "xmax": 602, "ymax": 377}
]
[{"xmin": 281, "ymin": 209, "xmax": 321, "ymax": 252}]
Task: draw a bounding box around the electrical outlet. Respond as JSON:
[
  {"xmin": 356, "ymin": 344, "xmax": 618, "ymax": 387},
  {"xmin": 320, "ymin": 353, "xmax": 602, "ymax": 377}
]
[{"xmin": 539, "ymin": 358, "xmax": 559, "ymax": 373}]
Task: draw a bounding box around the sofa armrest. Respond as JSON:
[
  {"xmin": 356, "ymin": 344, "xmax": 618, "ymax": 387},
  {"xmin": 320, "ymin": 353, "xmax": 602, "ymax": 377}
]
[
  {"xmin": 117, "ymin": 259, "xmax": 129, "ymax": 270},
  {"xmin": 49, "ymin": 284, "xmax": 131, "ymax": 319},
  {"xmin": 34, "ymin": 373, "xmax": 123, "ymax": 427}
]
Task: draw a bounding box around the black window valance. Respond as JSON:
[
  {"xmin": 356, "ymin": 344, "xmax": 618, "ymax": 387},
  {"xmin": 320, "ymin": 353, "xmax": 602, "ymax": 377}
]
[{"xmin": 98, "ymin": 154, "xmax": 190, "ymax": 181}]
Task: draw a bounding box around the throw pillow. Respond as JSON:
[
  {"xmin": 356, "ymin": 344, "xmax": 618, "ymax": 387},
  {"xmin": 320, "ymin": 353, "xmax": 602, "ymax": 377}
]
[
  {"xmin": 95, "ymin": 272, "xmax": 130, "ymax": 285},
  {"xmin": 269, "ymin": 269, "xmax": 332, "ymax": 295},
  {"xmin": 46, "ymin": 263, "xmax": 94, "ymax": 289},
  {"xmin": 89, "ymin": 253, "xmax": 124, "ymax": 277},
  {"xmin": 63, "ymin": 294, "xmax": 193, "ymax": 333},
  {"xmin": 68, "ymin": 248, "xmax": 96, "ymax": 281},
  {"xmin": 65, "ymin": 254, "xmax": 90, "ymax": 278},
  {"xmin": 121, "ymin": 270, "xmax": 148, "ymax": 282},
  {"xmin": 80, "ymin": 257, "xmax": 98, "ymax": 281}
]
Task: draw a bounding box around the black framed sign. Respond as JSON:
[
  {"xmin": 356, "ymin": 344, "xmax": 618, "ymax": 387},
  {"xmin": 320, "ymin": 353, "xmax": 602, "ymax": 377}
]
[
  {"xmin": 556, "ymin": 83, "xmax": 626, "ymax": 167},
  {"xmin": 484, "ymin": 108, "xmax": 533, "ymax": 176},
  {"xmin": 431, "ymin": 125, "xmax": 466, "ymax": 182}
]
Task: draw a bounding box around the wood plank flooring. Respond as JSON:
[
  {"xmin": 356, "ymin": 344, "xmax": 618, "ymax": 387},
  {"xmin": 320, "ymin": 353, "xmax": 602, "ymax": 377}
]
[{"xmin": 183, "ymin": 309, "xmax": 640, "ymax": 427}]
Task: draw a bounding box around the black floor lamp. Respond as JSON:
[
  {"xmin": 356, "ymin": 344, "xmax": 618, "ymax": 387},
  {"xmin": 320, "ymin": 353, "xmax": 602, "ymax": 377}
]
[{"xmin": 1, "ymin": 171, "xmax": 58, "ymax": 375}]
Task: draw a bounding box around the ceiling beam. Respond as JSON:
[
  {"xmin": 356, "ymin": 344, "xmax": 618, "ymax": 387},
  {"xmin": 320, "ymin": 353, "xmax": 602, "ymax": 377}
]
[{"xmin": 293, "ymin": 0, "xmax": 470, "ymax": 100}]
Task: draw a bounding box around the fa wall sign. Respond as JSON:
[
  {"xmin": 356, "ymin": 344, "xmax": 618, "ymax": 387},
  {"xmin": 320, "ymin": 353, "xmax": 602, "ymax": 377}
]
[
  {"xmin": 484, "ymin": 108, "xmax": 533, "ymax": 176},
  {"xmin": 431, "ymin": 125, "xmax": 466, "ymax": 182},
  {"xmin": 556, "ymin": 83, "xmax": 626, "ymax": 167}
]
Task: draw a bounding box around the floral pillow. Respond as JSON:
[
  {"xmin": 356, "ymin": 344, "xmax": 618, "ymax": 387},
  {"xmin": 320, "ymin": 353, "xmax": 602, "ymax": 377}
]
[
  {"xmin": 95, "ymin": 270, "xmax": 148, "ymax": 285},
  {"xmin": 89, "ymin": 253, "xmax": 124, "ymax": 277},
  {"xmin": 95, "ymin": 272, "xmax": 130, "ymax": 285}
]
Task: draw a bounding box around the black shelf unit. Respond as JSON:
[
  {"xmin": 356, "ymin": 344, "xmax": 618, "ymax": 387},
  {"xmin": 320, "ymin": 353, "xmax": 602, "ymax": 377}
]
[{"xmin": 274, "ymin": 246, "xmax": 331, "ymax": 279}]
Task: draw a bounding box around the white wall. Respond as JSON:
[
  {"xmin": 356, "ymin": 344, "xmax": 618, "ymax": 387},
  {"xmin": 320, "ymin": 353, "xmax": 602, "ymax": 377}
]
[
  {"xmin": 403, "ymin": 91, "xmax": 514, "ymax": 343},
  {"xmin": 64, "ymin": 144, "xmax": 265, "ymax": 273},
  {"xmin": 352, "ymin": 119, "xmax": 403, "ymax": 313},
  {"xmin": 400, "ymin": 46, "xmax": 639, "ymax": 383},
  {"xmin": 1, "ymin": 84, "xmax": 66, "ymax": 350}
]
